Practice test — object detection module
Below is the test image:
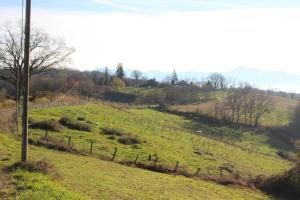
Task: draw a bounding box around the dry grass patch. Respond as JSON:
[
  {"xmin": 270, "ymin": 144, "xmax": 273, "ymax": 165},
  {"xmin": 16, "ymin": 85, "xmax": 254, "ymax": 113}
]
[
  {"xmin": 59, "ymin": 117, "xmax": 92, "ymax": 132},
  {"xmin": 7, "ymin": 159, "xmax": 56, "ymax": 176},
  {"xmin": 29, "ymin": 120, "xmax": 64, "ymax": 132}
]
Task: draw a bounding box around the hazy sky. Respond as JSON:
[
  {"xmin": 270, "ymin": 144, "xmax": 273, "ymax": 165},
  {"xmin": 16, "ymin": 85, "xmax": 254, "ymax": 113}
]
[{"xmin": 1, "ymin": 0, "xmax": 300, "ymax": 74}]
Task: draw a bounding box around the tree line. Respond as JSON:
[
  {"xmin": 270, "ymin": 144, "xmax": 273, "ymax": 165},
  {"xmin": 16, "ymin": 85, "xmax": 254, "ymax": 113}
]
[{"xmin": 214, "ymin": 84, "xmax": 274, "ymax": 126}]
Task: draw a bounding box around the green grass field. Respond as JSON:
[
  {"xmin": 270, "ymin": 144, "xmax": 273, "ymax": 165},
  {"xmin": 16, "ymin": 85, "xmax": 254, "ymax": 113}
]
[
  {"xmin": 26, "ymin": 103, "xmax": 292, "ymax": 178},
  {"xmin": 0, "ymin": 133, "xmax": 273, "ymax": 200},
  {"xmin": 0, "ymin": 102, "xmax": 295, "ymax": 199}
]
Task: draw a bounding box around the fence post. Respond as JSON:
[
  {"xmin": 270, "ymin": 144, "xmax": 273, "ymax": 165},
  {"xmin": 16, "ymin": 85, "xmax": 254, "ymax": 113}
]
[
  {"xmin": 220, "ymin": 168, "xmax": 223, "ymax": 177},
  {"xmin": 112, "ymin": 147, "xmax": 118, "ymax": 161},
  {"xmin": 148, "ymin": 155, "xmax": 152, "ymax": 161},
  {"xmin": 45, "ymin": 129, "xmax": 48, "ymax": 144},
  {"xmin": 134, "ymin": 154, "xmax": 139, "ymax": 164},
  {"xmin": 68, "ymin": 136, "xmax": 71, "ymax": 146},
  {"xmin": 174, "ymin": 161, "xmax": 179, "ymax": 173},
  {"xmin": 90, "ymin": 141, "xmax": 94, "ymax": 154},
  {"xmin": 194, "ymin": 168, "xmax": 201, "ymax": 176}
]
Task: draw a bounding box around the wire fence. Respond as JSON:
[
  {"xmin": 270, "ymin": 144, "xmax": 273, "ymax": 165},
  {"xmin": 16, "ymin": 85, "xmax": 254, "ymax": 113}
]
[{"xmin": 31, "ymin": 129, "xmax": 240, "ymax": 182}]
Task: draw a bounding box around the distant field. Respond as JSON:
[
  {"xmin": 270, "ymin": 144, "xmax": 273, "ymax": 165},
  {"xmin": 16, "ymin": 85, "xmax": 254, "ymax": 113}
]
[
  {"xmin": 27, "ymin": 103, "xmax": 292, "ymax": 179},
  {"xmin": 173, "ymin": 95, "xmax": 298, "ymax": 127},
  {"xmin": 0, "ymin": 133, "xmax": 273, "ymax": 200}
]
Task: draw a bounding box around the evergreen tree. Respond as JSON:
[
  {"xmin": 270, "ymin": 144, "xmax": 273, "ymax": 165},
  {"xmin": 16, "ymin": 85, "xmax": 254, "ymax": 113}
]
[
  {"xmin": 171, "ymin": 69, "xmax": 178, "ymax": 85},
  {"xmin": 103, "ymin": 67, "xmax": 110, "ymax": 85},
  {"xmin": 116, "ymin": 63, "xmax": 125, "ymax": 80}
]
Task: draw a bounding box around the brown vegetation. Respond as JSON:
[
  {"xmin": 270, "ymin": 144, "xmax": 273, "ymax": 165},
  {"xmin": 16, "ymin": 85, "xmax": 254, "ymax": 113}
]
[
  {"xmin": 29, "ymin": 136, "xmax": 75, "ymax": 153},
  {"xmin": 29, "ymin": 120, "xmax": 64, "ymax": 132},
  {"xmin": 256, "ymin": 164, "xmax": 300, "ymax": 200},
  {"xmin": 118, "ymin": 135, "xmax": 141, "ymax": 145},
  {"xmin": 215, "ymin": 87, "xmax": 274, "ymax": 126},
  {"xmin": 7, "ymin": 159, "xmax": 56, "ymax": 175},
  {"xmin": 59, "ymin": 117, "xmax": 92, "ymax": 132}
]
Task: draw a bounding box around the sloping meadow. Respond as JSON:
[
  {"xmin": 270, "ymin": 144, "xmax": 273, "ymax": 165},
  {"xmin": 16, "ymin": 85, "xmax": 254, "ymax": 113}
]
[{"xmin": 27, "ymin": 103, "xmax": 293, "ymax": 179}]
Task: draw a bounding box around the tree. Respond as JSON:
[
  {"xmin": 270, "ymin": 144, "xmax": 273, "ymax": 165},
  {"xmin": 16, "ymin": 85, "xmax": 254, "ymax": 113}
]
[
  {"xmin": 111, "ymin": 77, "xmax": 125, "ymax": 91},
  {"xmin": 131, "ymin": 70, "xmax": 142, "ymax": 81},
  {"xmin": 208, "ymin": 73, "xmax": 226, "ymax": 99},
  {"xmin": 171, "ymin": 69, "xmax": 178, "ymax": 85},
  {"xmin": 252, "ymin": 93, "xmax": 274, "ymax": 126},
  {"xmin": 0, "ymin": 21, "xmax": 74, "ymax": 105},
  {"xmin": 131, "ymin": 70, "xmax": 142, "ymax": 86},
  {"xmin": 115, "ymin": 63, "xmax": 125, "ymax": 80},
  {"xmin": 103, "ymin": 67, "xmax": 111, "ymax": 85}
]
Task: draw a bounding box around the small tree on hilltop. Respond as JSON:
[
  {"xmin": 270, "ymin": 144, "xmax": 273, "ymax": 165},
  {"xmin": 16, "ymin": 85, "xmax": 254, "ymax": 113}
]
[
  {"xmin": 131, "ymin": 70, "xmax": 142, "ymax": 86},
  {"xmin": 171, "ymin": 69, "xmax": 178, "ymax": 85},
  {"xmin": 115, "ymin": 63, "xmax": 125, "ymax": 80}
]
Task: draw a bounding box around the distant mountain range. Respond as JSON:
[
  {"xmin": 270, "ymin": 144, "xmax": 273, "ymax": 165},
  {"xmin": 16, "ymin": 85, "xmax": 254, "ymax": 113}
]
[
  {"xmin": 141, "ymin": 67, "xmax": 300, "ymax": 93},
  {"xmin": 97, "ymin": 67, "xmax": 300, "ymax": 93}
]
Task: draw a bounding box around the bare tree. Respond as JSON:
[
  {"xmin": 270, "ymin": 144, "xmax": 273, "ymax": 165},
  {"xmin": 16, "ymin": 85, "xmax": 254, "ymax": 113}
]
[
  {"xmin": 208, "ymin": 73, "xmax": 226, "ymax": 99},
  {"xmin": 131, "ymin": 70, "xmax": 142, "ymax": 81},
  {"xmin": 252, "ymin": 93, "xmax": 274, "ymax": 126},
  {"xmin": 215, "ymin": 83, "xmax": 273, "ymax": 126},
  {"xmin": 131, "ymin": 70, "xmax": 142, "ymax": 86},
  {"xmin": 0, "ymin": 21, "xmax": 75, "ymax": 102}
]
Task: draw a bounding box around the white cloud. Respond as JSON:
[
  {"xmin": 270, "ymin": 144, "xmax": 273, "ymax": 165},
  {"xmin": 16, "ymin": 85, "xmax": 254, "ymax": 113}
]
[{"xmin": 1, "ymin": 7, "xmax": 300, "ymax": 75}]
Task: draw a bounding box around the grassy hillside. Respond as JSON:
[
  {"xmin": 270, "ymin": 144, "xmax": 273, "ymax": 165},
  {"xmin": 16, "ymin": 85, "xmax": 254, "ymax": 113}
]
[
  {"xmin": 0, "ymin": 133, "xmax": 273, "ymax": 200},
  {"xmin": 27, "ymin": 103, "xmax": 292, "ymax": 179}
]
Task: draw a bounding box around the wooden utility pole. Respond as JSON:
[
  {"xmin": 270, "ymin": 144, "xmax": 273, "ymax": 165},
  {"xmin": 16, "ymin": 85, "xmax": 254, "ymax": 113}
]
[{"xmin": 21, "ymin": 0, "xmax": 31, "ymax": 163}]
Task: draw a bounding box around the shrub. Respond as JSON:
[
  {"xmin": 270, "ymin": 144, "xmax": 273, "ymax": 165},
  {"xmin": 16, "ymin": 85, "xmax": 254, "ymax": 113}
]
[
  {"xmin": 118, "ymin": 135, "xmax": 141, "ymax": 145},
  {"xmin": 29, "ymin": 120, "xmax": 64, "ymax": 132},
  {"xmin": 59, "ymin": 117, "xmax": 91, "ymax": 132},
  {"xmin": 29, "ymin": 137, "xmax": 75, "ymax": 153},
  {"xmin": 7, "ymin": 159, "xmax": 56, "ymax": 175},
  {"xmin": 102, "ymin": 128, "xmax": 125, "ymax": 136},
  {"xmin": 77, "ymin": 116, "xmax": 86, "ymax": 121},
  {"xmin": 257, "ymin": 164, "xmax": 300, "ymax": 200}
]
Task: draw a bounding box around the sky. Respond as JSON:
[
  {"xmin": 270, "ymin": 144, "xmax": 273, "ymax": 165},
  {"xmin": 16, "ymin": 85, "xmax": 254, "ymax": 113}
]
[{"xmin": 1, "ymin": 0, "xmax": 300, "ymax": 76}]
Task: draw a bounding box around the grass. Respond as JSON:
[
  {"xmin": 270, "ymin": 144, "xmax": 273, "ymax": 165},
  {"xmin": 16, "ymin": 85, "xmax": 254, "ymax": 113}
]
[
  {"xmin": 9, "ymin": 170, "xmax": 87, "ymax": 200},
  {"xmin": 0, "ymin": 133, "xmax": 273, "ymax": 200},
  {"xmin": 27, "ymin": 103, "xmax": 293, "ymax": 179}
]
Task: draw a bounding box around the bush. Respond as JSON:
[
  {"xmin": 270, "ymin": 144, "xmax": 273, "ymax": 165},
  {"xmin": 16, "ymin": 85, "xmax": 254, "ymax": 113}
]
[
  {"xmin": 102, "ymin": 128, "xmax": 125, "ymax": 136},
  {"xmin": 257, "ymin": 164, "xmax": 300, "ymax": 200},
  {"xmin": 77, "ymin": 116, "xmax": 86, "ymax": 121},
  {"xmin": 29, "ymin": 120, "xmax": 64, "ymax": 132},
  {"xmin": 29, "ymin": 136, "xmax": 75, "ymax": 153},
  {"xmin": 7, "ymin": 159, "xmax": 56, "ymax": 175},
  {"xmin": 118, "ymin": 135, "xmax": 141, "ymax": 145},
  {"xmin": 59, "ymin": 117, "xmax": 91, "ymax": 132}
]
